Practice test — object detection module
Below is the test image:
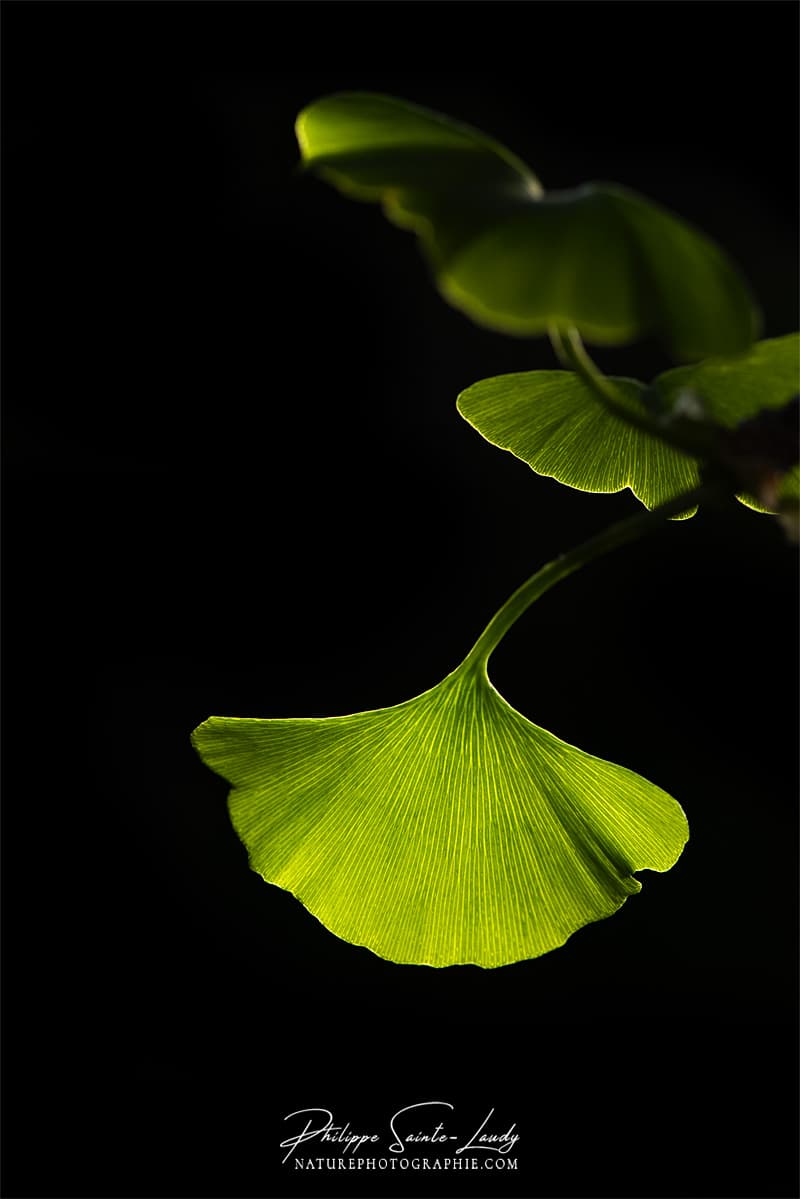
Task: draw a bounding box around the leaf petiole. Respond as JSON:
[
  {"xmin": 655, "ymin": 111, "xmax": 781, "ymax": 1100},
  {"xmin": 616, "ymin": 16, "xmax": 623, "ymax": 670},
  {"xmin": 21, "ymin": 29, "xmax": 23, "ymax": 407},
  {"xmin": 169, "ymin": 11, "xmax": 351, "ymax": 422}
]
[
  {"xmin": 549, "ymin": 324, "xmax": 717, "ymax": 462},
  {"xmin": 461, "ymin": 481, "xmax": 719, "ymax": 672}
]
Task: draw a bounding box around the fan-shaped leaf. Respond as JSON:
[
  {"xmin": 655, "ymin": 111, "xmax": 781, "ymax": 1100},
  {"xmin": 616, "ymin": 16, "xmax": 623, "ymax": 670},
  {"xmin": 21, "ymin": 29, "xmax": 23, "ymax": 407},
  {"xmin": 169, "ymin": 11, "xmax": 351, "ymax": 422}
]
[
  {"xmin": 297, "ymin": 92, "xmax": 758, "ymax": 358},
  {"xmin": 458, "ymin": 335, "xmax": 799, "ymax": 516},
  {"xmin": 458, "ymin": 369, "xmax": 699, "ymax": 515},
  {"xmin": 193, "ymin": 662, "xmax": 687, "ymax": 969}
]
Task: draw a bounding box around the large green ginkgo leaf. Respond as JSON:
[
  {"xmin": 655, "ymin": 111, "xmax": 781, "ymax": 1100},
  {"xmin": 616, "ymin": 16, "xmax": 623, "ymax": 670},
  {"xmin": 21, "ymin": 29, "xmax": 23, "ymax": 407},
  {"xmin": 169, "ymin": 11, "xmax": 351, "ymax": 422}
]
[
  {"xmin": 193, "ymin": 660, "xmax": 688, "ymax": 969},
  {"xmin": 457, "ymin": 334, "xmax": 799, "ymax": 516},
  {"xmin": 297, "ymin": 92, "xmax": 758, "ymax": 358}
]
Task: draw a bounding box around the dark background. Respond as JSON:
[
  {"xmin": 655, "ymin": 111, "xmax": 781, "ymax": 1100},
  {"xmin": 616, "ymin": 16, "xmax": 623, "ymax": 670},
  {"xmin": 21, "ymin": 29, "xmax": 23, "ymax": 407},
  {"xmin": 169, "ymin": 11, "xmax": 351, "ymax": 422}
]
[{"xmin": 3, "ymin": 3, "xmax": 798, "ymax": 1197}]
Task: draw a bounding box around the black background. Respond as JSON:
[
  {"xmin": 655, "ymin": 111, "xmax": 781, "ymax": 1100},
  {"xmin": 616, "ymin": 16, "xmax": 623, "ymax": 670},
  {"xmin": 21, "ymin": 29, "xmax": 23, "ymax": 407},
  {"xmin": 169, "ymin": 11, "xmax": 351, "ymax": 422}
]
[{"xmin": 3, "ymin": 3, "xmax": 798, "ymax": 1197}]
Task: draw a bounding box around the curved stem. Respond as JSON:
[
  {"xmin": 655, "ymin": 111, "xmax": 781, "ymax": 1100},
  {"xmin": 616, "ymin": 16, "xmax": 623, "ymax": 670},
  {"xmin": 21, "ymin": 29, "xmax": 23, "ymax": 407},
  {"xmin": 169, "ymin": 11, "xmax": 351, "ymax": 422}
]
[
  {"xmin": 460, "ymin": 482, "xmax": 717, "ymax": 672},
  {"xmin": 550, "ymin": 325, "xmax": 715, "ymax": 461}
]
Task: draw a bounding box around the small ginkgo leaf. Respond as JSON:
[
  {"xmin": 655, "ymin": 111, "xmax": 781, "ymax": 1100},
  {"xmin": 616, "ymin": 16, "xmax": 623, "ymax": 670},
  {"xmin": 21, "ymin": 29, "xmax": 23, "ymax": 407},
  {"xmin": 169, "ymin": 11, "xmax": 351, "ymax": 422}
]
[
  {"xmin": 654, "ymin": 332, "xmax": 799, "ymax": 423},
  {"xmin": 297, "ymin": 92, "xmax": 758, "ymax": 358},
  {"xmin": 458, "ymin": 334, "xmax": 799, "ymax": 517},
  {"xmin": 458, "ymin": 369, "xmax": 699, "ymax": 516},
  {"xmin": 655, "ymin": 333, "xmax": 799, "ymax": 512},
  {"xmin": 192, "ymin": 661, "xmax": 688, "ymax": 969}
]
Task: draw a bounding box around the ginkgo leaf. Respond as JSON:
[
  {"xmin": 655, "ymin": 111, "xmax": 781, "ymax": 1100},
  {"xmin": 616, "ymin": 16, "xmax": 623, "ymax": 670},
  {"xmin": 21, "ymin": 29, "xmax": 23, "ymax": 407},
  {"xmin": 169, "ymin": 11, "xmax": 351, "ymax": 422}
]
[
  {"xmin": 653, "ymin": 332, "xmax": 799, "ymax": 420},
  {"xmin": 297, "ymin": 92, "xmax": 758, "ymax": 358},
  {"xmin": 458, "ymin": 334, "xmax": 799, "ymax": 516},
  {"xmin": 458, "ymin": 369, "xmax": 699, "ymax": 516},
  {"xmin": 192, "ymin": 660, "xmax": 688, "ymax": 969},
  {"xmin": 655, "ymin": 332, "xmax": 799, "ymax": 512}
]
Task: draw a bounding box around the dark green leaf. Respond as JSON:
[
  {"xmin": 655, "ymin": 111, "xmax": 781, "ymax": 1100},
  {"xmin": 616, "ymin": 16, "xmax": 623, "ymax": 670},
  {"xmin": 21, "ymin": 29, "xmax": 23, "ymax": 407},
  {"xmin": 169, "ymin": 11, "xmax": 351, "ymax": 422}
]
[
  {"xmin": 654, "ymin": 332, "xmax": 799, "ymax": 425},
  {"xmin": 297, "ymin": 92, "xmax": 759, "ymax": 358}
]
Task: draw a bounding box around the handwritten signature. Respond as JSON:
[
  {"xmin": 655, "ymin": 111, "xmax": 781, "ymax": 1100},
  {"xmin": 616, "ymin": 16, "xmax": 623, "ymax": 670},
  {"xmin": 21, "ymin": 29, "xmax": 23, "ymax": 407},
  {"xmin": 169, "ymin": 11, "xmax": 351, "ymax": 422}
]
[{"xmin": 281, "ymin": 1102, "xmax": 519, "ymax": 1164}]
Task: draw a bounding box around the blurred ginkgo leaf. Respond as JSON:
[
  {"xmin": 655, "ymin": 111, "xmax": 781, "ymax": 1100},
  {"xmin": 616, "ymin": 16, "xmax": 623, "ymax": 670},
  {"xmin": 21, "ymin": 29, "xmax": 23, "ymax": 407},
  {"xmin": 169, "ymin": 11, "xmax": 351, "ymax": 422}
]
[{"xmin": 297, "ymin": 92, "xmax": 759, "ymax": 358}]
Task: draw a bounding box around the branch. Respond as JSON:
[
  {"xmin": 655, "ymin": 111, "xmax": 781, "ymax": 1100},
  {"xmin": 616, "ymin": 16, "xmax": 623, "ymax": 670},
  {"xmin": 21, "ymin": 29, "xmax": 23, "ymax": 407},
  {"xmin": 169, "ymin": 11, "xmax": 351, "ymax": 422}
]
[{"xmin": 461, "ymin": 481, "xmax": 724, "ymax": 670}]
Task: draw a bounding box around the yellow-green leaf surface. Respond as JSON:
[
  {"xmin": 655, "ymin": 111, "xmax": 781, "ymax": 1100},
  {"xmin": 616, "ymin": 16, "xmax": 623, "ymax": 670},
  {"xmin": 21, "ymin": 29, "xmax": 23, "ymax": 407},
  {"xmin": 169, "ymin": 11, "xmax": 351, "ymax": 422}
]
[
  {"xmin": 458, "ymin": 369, "xmax": 699, "ymax": 515},
  {"xmin": 458, "ymin": 335, "xmax": 799, "ymax": 516},
  {"xmin": 297, "ymin": 92, "xmax": 758, "ymax": 358},
  {"xmin": 193, "ymin": 663, "xmax": 688, "ymax": 968}
]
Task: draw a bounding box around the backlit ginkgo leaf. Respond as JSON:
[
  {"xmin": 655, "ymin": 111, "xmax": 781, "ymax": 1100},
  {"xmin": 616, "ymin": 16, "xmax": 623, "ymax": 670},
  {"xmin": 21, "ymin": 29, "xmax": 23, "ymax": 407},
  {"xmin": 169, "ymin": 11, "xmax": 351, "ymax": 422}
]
[
  {"xmin": 296, "ymin": 92, "xmax": 758, "ymax": 358},
  {"xmin": 193, "ymin": 654, "xmax": 688, "ymax": 969},
  {"xmin": 458, "ymin": 334, "xmax": 799, "ymax": 517},
  {"xmin": 458, "ymin": 369, "xmax": 699, "ymax": 516}
]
